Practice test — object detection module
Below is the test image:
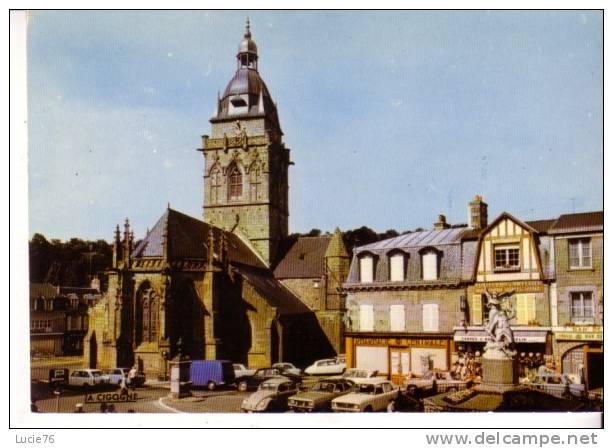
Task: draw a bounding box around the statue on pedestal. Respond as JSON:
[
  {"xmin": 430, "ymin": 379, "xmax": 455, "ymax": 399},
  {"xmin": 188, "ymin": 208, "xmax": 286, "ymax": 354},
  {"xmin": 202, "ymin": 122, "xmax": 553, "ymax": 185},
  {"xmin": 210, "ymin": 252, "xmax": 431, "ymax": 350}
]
[{"xmin": 484, "ymin": 289, "xmax": 517, "ymax": 358}]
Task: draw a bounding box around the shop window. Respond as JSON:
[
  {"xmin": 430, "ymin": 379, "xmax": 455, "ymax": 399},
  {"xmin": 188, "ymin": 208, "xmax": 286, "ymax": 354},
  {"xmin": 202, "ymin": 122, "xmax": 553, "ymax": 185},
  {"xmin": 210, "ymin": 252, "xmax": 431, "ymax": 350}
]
[
  {"xmin": 422, "ymin": 303, "xmax": 439, "ymax": 332},
  {"xmin": 568, "ymin": 238, "xmax": 592, "ymax": 269},
  {"xmin": 389, "ymin": 253, "xmax": 405, "ymax": 282},
  {"xmin": 359, "ymin": 255, "xmax": 374, "ymax": 283},
  {"xmin": 571, "ymin": 291, "xmax": 594, "ymax": 323},
  {"xmin": 389, "ymin": 304, "xmax": 405, "ymax": 332},
  {"xmin": 359, "ymin": 304, "xmax": 374, "ymax": 332},
  {"xmin": 515, "ymin": 293, "xmax": 536, "ymax": 325},
  {"xmin": 494, "ymin": 245, "xmax": 520, "ymax": 271}
]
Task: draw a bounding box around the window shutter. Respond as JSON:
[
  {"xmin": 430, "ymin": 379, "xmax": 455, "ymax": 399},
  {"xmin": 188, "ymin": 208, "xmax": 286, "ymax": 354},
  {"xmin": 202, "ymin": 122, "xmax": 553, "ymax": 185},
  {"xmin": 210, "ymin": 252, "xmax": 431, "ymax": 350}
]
[
  {"xmin": 525, "ymin": 293, "xmax": 536, "ymax": 324},
  {"xmin": 516, "ymin": 294, "xmax": 527, "ymax": 325},
  {"xmin": 390, "ymin": 254, "xmax": 405, "ymax": 282},
  {"xmin": 360, "ymin": 305, "xmax": 374, "ymax": 332},
  {"xmin": 422, "ymin": 252, "xmax": 438, "ymax": 280},
  {"xmin": 390, "ymin": 305, "xmax": 405, "ymax": 332},
  {"xmin": 471, "ymin": 294, "xmax": 483, "ymax": 325},
  {"xmin": 360, "ymin": 257, "xmax": 374, "ymax": 283},
  {"xmin": 423, "ymin": 303, "xmax": 439, "ymax": 332}
]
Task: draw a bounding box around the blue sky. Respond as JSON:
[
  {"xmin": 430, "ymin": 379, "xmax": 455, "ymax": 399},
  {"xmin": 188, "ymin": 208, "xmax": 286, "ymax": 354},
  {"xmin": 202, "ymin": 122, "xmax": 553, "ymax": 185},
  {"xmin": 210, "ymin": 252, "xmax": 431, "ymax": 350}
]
[{"xmin": 27, "ymin": 10, "xmax": 603, "ymax": 241}]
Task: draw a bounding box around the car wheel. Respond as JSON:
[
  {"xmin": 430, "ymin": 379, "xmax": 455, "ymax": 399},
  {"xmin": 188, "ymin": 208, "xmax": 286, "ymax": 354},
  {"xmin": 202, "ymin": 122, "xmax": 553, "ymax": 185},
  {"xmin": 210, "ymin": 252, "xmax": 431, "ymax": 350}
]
[
  {"xmin": 238, "ymin": 381, "xmax": 248, "ymax": 392},
  {"xmin": 364, "ymin": 406, "xmax": 373, "ymax": 412},
  {"xmin": 207, "ymin": 381, "xmax": 216, "ymax": 391}
]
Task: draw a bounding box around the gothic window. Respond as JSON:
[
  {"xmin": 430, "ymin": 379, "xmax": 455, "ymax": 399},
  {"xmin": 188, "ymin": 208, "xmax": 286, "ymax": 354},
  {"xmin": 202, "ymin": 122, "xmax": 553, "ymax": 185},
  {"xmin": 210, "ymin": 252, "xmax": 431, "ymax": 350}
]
[
  {"xmin": 228, "ymin": 164, "xmax": 243, "ymax": 201},
  {"xmin": 210, "ymin": 166, "xmax": 222, "ymax": 205},
  {"xmin": 136, "ymin": 285, "xmax": 158, "ymax": 345},
  {"xmin": 249, "ymin": 163, "xmax": 261, "ymax": 201}
]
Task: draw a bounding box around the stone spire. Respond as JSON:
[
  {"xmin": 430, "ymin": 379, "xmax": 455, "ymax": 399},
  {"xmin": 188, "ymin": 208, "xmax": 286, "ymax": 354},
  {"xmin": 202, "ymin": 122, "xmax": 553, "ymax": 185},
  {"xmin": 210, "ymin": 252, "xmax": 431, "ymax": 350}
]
[{"xmin": 325, "ymin": 227, "xmax": 349, "ymax": 259}]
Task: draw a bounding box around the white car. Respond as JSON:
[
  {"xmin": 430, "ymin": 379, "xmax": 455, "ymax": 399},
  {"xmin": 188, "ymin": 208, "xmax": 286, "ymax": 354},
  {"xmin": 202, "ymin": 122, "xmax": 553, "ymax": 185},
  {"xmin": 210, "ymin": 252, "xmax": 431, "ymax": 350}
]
[
  {"xmin": 331, "ymin": 378, "xmax": 399, "ymax": 412},
  {"xmin": 233, "ymin": 363, "xmax": 256, "ymax": 379},
  {"xmin": 272, "ymin": 362, "xmax": 302, "ymax": 376},
  {"xmin": 68, "ymin": 369, "xmax": 110, "ymax": 388},
  {"xmin": 304, "ymin": 358, "xmax": 346, "ymax": 376}
]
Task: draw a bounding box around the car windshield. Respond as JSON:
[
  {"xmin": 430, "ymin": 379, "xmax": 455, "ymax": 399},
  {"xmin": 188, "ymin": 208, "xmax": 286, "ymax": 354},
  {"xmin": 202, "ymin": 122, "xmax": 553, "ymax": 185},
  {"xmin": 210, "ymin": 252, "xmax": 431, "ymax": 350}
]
[
  {"xmin": 91, "ymin": 371, "xmax": 102, "ymax": 377},
  {"xmin": 313, "ymin": 382, "xmax": 336, "ymax": 392},
  {"xmin": 357, "ymin": 384, "xmax": 378, "ymax": 394}
]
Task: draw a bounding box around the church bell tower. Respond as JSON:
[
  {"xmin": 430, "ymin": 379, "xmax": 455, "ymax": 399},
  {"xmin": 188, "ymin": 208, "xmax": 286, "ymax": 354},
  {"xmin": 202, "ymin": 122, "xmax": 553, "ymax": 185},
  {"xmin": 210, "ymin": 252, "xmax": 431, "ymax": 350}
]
[{"xmin": 200, "ymin": 20, "xmax": 290, "ymax": 266}]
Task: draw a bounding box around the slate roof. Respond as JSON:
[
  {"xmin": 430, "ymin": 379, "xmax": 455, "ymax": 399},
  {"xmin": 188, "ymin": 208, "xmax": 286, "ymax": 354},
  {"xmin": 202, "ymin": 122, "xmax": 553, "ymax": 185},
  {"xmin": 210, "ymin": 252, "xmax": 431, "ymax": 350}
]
[
  {"xmin": 357, "ymin": 227, "xmax": 467, "ymax": 252},
  {"xmin": 346, "ymin": 228, "xmax": 469, "ymax": 284},
  {"xmin": 274, "ymin": 236, "xmax": 331, "ymax": 279},
  {"xmin": 525, "ymin": 219, "xmax": 557, "ymax": 234},
  {"xmin": 30, "ymin": 283, "xmax": 59, "ymax": 299},
  {"xmin": 131, "ymin": 208, "xmax": 266, "ymax": 269},
  {"xmin": 235, "ymin": 266, "xmax": 312, "ymax": 315},
  {"xmin": 548, "ymin": 211, "xmax": 603, "ymax": 234}
]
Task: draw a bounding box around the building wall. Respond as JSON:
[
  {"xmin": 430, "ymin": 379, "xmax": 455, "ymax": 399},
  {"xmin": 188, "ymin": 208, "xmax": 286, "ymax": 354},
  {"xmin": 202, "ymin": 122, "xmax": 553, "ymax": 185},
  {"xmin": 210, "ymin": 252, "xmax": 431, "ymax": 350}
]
[
  {"xmin": 345, "ymin": 288, "xmax": 465, "ymax": 334},
  {"xmin": 554, "ymin": 234, "xmax": 603, "ymax": 326}
]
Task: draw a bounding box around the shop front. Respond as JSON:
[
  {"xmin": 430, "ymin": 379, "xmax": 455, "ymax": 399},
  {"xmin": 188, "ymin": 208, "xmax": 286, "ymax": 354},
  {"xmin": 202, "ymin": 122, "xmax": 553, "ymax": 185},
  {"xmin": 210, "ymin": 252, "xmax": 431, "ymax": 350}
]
[
  {"xmin": 453, "ymin": 325, "xmax": 550, "ymax": 380},
  {"xmin": 553, "ymin": 326, "xmax": 603, "ymax": 390},
  {"xmin": 345, "ymin": 333, "xmax": 453, "ymax": 384}
]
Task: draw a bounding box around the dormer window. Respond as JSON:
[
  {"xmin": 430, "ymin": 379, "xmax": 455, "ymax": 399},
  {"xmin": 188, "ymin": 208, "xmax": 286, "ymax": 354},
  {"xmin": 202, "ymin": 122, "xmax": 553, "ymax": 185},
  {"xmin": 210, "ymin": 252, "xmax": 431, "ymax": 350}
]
[
  {"xmin": 389, "ymin": 252, "xmax": 405, "ymax": 282},
  {"xmin": 421, "ymin": 249, "xmax": 439, "ymax": 281},
  {"xmin": 494, "ymin": 245, "xmax": 520, "ymax": 271},
  {"xmin": 230, "ymin": 97, "xmax": 247, "ymax": 107},
  {"xmin": 359, "ymin": 255, "xmax": 374, "ymax": 283}
]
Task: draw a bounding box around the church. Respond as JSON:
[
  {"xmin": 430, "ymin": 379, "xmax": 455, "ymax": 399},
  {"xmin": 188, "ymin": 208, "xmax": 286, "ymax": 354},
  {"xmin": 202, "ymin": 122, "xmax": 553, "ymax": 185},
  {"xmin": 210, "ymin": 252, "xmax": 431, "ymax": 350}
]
[{"xmin": 84, "ymin": 22, "xmax": 350, "ymax": 377}]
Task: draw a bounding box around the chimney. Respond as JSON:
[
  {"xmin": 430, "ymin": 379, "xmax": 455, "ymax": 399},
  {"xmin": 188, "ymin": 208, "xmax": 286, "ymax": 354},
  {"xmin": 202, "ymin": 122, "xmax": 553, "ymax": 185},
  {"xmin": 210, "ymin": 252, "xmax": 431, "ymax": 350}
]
[
  {"xmin": 468, "ymin": 195, "xmax": 488, "ymax": 230},
  {"xmin": 434, "ymin": 214, "xmax": 450, "ymax": 230}
]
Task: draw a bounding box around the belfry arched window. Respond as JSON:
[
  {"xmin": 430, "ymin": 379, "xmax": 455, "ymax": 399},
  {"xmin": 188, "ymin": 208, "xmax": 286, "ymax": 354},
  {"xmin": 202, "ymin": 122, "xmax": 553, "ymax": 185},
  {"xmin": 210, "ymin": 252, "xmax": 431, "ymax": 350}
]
[
  {"xmin": 135, "ymin": 285, "xmax": 159, "ymax": 345},
  {"xmin": 249, "ymin": 163, "xmax": 261, "ymax": 201},
  {"xmin": 210, "ymin": 165, "xmax": 222, "ymax": 205},
  {"xmin": 228, "ymin": 164, "xmax": 243, "ymax": 201}
]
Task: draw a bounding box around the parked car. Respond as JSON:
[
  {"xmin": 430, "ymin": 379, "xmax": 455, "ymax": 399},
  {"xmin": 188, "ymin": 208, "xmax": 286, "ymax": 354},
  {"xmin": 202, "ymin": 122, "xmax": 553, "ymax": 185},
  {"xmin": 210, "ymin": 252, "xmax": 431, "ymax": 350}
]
[
  {"xmin": 304, "ymin": 358, "xmax": 346, "ymax": 376},
  {"xmin": 237, "ymin": 367, "xmax": 301, "ymax": 392},
  {"xmin": 525, "ymin": 373, "xmax": 586, "ymax": 398},
  {"xmin": 288, "ymin": 378, "xmax": 354, "ymax": 412},
  {"xmin": 68, "ymin": 369, "xmax": 110, "ymax": 388},
  {"xmin": 332, "ymin": 368, "xmax": 378, "ymax": 380},
  {"xmin": 404, "ymin": 370, "xmax": 472, "ymax": 396},
  {"xmin": 272, "ymin": 362, "xmax": 302, "ymax": 376},
  {"xmin": 105, "ymin": 368, "xmax": 130, "ymax": 386},
  {"xmin": 240, "ymin": 377, "xmax": 299, "ymax": 413},
  {"xmin": 233, "ymin": 363, "xmax": 256, "ymax": 379},
  {"xmin": 331, "ymin": 378, "xmax": 399, "ymax": 412},
  {"xmin": 190, "ymin": 360, "xmax": 235, "ymax": 390},
  {"xmin": 127, "ymin": 369, "xmax": 146, "ymax": 388}
]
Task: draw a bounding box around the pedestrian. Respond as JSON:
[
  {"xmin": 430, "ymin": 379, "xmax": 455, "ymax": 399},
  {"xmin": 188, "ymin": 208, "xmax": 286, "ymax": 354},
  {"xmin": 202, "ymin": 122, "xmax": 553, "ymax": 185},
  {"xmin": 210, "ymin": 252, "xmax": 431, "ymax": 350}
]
[
  {"xmin": 107, "ymin": 404, "xmax": 116, "ymax": 413},
  {"xmin": 120, "ymin": 373, "xmax": 129, "ymax": 395},
  {"xmin": 74, "ymin": 403, "xmax": 84, "ymax": 413},
  {"xmin": 99, "ymin": 402, "xmax": 108, "ymax": 413},
  {"xmin": 128, "ymin": 365, "xmax": 138, "ymax": 389}
]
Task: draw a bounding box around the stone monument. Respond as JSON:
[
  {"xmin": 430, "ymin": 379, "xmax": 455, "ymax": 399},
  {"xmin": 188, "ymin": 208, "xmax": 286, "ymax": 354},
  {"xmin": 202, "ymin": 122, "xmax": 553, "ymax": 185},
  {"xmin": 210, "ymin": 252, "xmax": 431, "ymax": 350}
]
[
  {"xmin": 168, "ymin": 338, "xmax": 192, "ymax": 399},
  {"xmin": 480, "ymin": 289, "xmax": 519, "ymax": 388}
]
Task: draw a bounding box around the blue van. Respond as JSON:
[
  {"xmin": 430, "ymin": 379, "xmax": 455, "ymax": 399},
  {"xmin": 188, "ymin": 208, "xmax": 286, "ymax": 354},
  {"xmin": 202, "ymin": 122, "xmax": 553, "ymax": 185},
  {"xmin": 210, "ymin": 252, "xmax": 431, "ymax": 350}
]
[{"xmin": 190, "ymin": 360, "xmax": 236, "ymax": 390}]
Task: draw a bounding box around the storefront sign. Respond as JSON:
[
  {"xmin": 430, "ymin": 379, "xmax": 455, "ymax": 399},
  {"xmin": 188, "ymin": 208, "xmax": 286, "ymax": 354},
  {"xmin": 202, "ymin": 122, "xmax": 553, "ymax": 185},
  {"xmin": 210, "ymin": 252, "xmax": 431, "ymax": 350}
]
[
  {"xmin": 455, "ymin": 330, "xmax": 546, "ymax": 343},
  {"xmin": 473, "ymin": 281, "xmax": 544, "ymax": 294},
  {"xmin": 555, "ymin": 332, "xmax": 603, "ymax": 341},
  {"xmin": 353, "ymin": 337, "xmax": 447, "ymax": 348}
]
